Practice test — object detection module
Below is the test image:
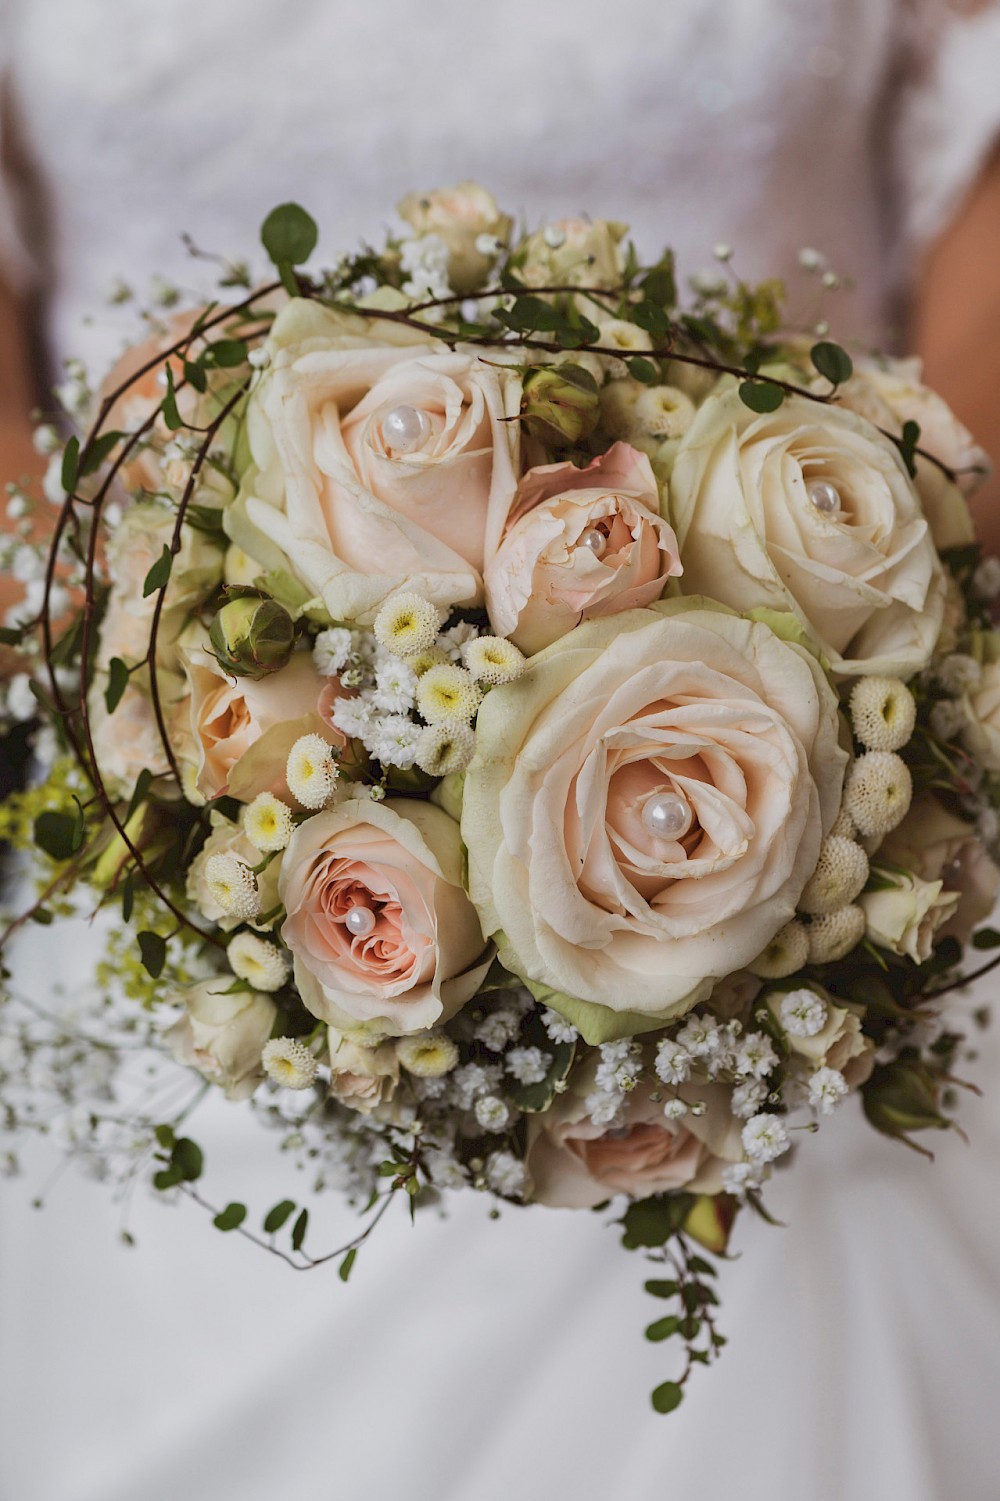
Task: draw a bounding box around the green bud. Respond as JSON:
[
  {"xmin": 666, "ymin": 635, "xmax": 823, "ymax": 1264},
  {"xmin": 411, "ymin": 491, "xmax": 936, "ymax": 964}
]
[
  {"xmin": 209, "ymin": 590, "xmax": 295, "ymax": 678},
  {"xmin": 862, "ymin": 1059, "xmax": 950, "ymax": 1145},
  {"xmin": 521, "ymin": 363, "xmax": 600, "ymax": 447}
]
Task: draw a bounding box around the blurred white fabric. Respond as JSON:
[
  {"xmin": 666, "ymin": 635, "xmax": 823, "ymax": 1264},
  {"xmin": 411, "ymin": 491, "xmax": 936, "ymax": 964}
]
[{"xmin": 1, "ymin": 2, "xmax": 1000, "ymax": 1497}]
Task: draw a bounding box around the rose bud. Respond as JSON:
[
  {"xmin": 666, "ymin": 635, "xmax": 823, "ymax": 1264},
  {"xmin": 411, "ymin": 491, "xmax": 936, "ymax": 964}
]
[
  {"xmin": 683, "ymin": 1193, "xmax": 737, "ymax": 1255},
  {"xmin": 861, "ymin": 1060, "xmax": 950, "ymax": 1148},
  {"xmin": 209, "ymin": 590, "xmax": 295, "ymax": 679},
  {"xmin": 521, "ymin": 363, "xmax": 601, "ymax": 448}
]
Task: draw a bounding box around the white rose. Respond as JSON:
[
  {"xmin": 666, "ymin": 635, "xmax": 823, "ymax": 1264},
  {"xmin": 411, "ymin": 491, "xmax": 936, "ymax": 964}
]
[
  {"xmin": 669, "ymin": 385, "xmax": 945, "ymax": 678},
  {"xmin": 860, "ymin": 871, "xmax": 960, "ymax": 963},
  {"xmin": 164, "ymin": 979, "xmax": 277, "ymax": 1100},
  {"xmin": 327, "ymin": 1029, "xmax": 400, "ymax": 1115},
  {"xmin": 397, "ymin": 181, "xmax": 512, "ymax": 292}
]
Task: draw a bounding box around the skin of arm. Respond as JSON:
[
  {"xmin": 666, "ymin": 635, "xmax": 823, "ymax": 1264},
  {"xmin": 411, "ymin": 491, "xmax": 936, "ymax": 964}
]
[{"xmin": 0, "ymin": 274, "xmax": 43, "ymax": 662}]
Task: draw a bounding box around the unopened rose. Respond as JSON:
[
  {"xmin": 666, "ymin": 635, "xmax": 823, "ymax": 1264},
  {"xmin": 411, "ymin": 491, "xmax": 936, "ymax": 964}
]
[
  {"xmin": 526, "ymin": 1067, "xmax": 742, "ymax": 1208},
  {"xmin": 485, "ymin": 443, "xmax": 681, "ymax": 654},
  {"xmin": 878, "ymin": 793, "xmax": 1000, "ymax": 945},
  {"xmin": 228, "ymin": 299, "xmax": 520, "ymax": 624},
  {"xmin": 463, "ymin": 601, "xmax": 845, "ymax": 1036},
  {"xmin": 860, "ymin": 870, "xmax": 959, "ymax": 963},
  {"xmin": 279, "ymin": 798, "xmax": 489, "ymax": 1036},
  {"xmin": 768, "ymin": 989, "xmax": 874, "ymax": 1088},
  {"xmin": 397, "ymin": 181, "xmax": 512, "ymax": 292},
  {"xmin": 669, "ymin": 385, "xmax": 945, "ymax": 677},
  {"xmin": 164, "ymin": 980, "xmax": 277, "ymax": 1100},
  {"xmin": 327, "ymin": 1030, "xmax": 400, "ymax": 1115}
]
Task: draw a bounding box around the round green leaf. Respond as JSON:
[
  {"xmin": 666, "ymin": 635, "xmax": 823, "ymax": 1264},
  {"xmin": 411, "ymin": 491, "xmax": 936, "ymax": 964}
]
[
  {"xmin": 738, "ymin": 379, "xmax": 784, "ymax": 414},
  {"xmin": 261, "ymin": 203, "xmax": 318, "ymax": 268},
  {"xmin": 811, "ymin": 340, "xmax": 853, "ymax": 386},
  {"xmin": 651, "ymin": 1380, "xmax": 684, "ymax": 1415}
]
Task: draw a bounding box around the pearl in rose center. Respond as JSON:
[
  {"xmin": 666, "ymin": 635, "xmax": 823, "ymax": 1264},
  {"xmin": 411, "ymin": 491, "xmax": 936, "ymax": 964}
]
[
  {"xmin": 381, "ymin": 403, "xmax": 431, "ymax": 455},
  {"xmin": 641, "ymin": 791, "xmax": 693, "ymax": 841},
  {"xmin": 345, "ymin": 904, "xmax": 377, "ymax": 938},
  {"xmin": 807, "ymin": 478, "xmax": 842, "ymax": 515},
  {"xmin": 579, "ymin": 527, "xmax": 607, "ymax": 557}
]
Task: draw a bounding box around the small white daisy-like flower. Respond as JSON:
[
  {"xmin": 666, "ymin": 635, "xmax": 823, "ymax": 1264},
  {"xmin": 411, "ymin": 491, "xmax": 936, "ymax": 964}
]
[
  {"xmin": 243, "ymin": 792, "xmax": 295, "ymax": 853},
  {"xmin": 748, "ymin": 918, "xmax": 809, "ymax": 979},
  {"xmin": 798, "ymin": 836, "xmax": 869, "ymax": 916},
  {"xmin": 731, "ymin": 1078, "xmax": 768, "ymax": 1119},
  {"xmin": 849, "ymin": 676, "xmax": 916, "ymax": 753},
  {"xmin": 417, "ymin": 664, "xmax": 483, "ymax": 725},
  {"xmin": 261, "ymin": 1037, "xmax": 318, "ymax": 1090},
  {"xmin": 486, "ymin": 1150, "xmax": 527, "ymax": 1198},
  {"xmin": 286, "ymin": 733, "xmax": 340, "ymax": 809},
  {"xmin": 675, "ymin": 1014, "xmax": 723, "ymax": 1058},
  {"xmin": 506, "ymin": 1046, "xmax": 551, "ymax": 1085},
  {"xmin": 929, "ymin": 698, "xmax": 968, "ymax": 744},
  {"xmin": 474, "ymin": 1095, "xmax": 512, "ymax": 1132},
  {"xmin": 741, "ymin": 1112, "xmax": 791, "ymax": 1163},
  {"xmin": 829, "ymin": 805, "xmax": 856, "ymax": 840},
  {"xmin": 541, "ymin": 1008, "xmax": 579, "ymax": 1045},
  {"xmin": 312, "ymin": 626, "xmax": 354, "ymax": 677},
  {"xmin": 843, "ymin": 752, "xmax": 912, "ymax": 838},
  {"xmin": 370, "ymin": 714, "xmax": 421, "ymax": 770},
  {"xmin": 633, "ymin": 385, "xmax": 696, "ymax": 439},
  {"xmin": 462, "ymin": 635, "xmax": 526, "ymax": 686},
  {"xmin": 373, "ymin": 657, "xmax": 418, "ymax": 714},
  {"xmin": 204, "ymin": 853, "xmax": 260, "ymax": 921},
  {"xmin": 373, "ymin": 592, "xmax": 440, "ymax": 657},
  {"xmin": 227, "ymin": 932, "xmax": 291, "ymax": 992},
  {"xmin": 734, "ymin": 1032, "xmax": 778, "ymax": 1080},
  {"xmin": 405, "ymin": 643, "xmax": 450, "ymax": 677},
  {"xmin": 397, "ymin": 1031, "xmax": 460, "ymax": 1078},
  {"xmin": 808, "ymin": 1066, "xmax": 848, "ymax": 1115},
  {"xmin": 414, "ymin": 722, "xmax": 476, "ymax": 777},
  {"xmin": 655, "ymin": 1038, "xmax": 692, "ymax": 1085},
  {"xmin": 662, "ymin": 1097, "xmax": 689, "ymax": 1121},
  {"xmin": 806, "ymin": 905, "xmax": 866, "ymax": 964},
  {"xmin": 779, "ymin": 988, "xmax": 829, "ymax": 1037}
]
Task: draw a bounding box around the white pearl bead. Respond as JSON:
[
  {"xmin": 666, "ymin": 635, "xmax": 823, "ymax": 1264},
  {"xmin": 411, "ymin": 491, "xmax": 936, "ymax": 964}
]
[
  {"xmin": 381, "ymin": 404, "xmax": 430, "ymax": 455},
  {"xmin": 807, "ymin": 478, "xmax": 841, "ymax": 515},
  {"xmin": 641, "ymin": 791, "xmax": 693, "ymax": 840},
  {"xmin": 345, "ymin": 904, "xmax": 376, "ymax": 938},
  {"xmin": 579, "ymin": 527, "xmax": 607, "ymax": 557}
]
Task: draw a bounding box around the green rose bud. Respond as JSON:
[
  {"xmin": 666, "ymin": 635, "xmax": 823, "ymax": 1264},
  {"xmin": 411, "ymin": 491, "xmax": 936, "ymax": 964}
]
[
  {"xmin": 209, "ymin": 590, "xmax": 295, "ymax": 679},
  {"xmin": 862, "ymin": 1059, "xmax": 950, "ymax": 1149},
  {"xmin": 521, "ymin": 364, "xmax": 600, "ymax": 447}
]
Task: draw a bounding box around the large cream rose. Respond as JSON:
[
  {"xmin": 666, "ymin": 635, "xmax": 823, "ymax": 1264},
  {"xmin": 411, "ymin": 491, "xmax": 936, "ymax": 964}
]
[
  {"xmin": 462, "ymin": 601, "xmax": 846, "ymax": 1040},
  {"xmin": 669, "ymin": 385, "xmax": 945, "ymax": 678},
  {"xmin": 279, "ymin": 798, "xmax": 490, "ymax": 1035},
  {"xmin": 484, "ymin": 443, "xmax": 681, "ymax": 654},
  {"xmin": 227, "ymin": 299, "xmax": 520, "ymax": 624},
  {"xmin": 526, "ymin": 1067, "xmax": 742, "ymax": 1208},
  {"xmin": 164, "ymin": 980, "xmax": 277, "ymax": 1101}
]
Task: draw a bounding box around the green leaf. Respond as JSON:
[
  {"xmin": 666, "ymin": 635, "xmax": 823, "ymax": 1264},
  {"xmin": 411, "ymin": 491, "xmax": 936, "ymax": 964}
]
[
  {"xmin": 621, "ymin": 1193, "xmax": 694, "ymax": 1249},
  {"xmin": 291, "ymin": 1206, "xmax": 309, "ymax": 1252},
  {"xmin": 142, "ymin": 544, "xmax": 173, "ymax": 598},
  {"xmin": 162, "ymin": 364, "xmax": 183, "ymax": 431},
  {"xmin": 644, "ymin": 1279, "xmax": 680, "ymax": 1299},
  {"xmin": 640, "ymin": 259, "xmax": 676, "ymax": 308},
  {"xmin": 339, "ymin": 1248, "xmax": 357, "ymax": 1282},
  {"xmin": 651, "ymin": 1381, "xmax": 684, "ymax": 1415},
  {"xmin": 171, "ymin": 1137, "xmax": 203, "ymax": 1182},
  {"xmin": 137, "ymin": 930, "xmax": 167, "ymax": 979},
  {"xmin": 811, "ymin": 340, "xmax": 853, "ymax": 387},
  {"xmin": 686, "ymin": 1255, "xmax": 717, "ymax": 1278},
  {"xmin": 33, "ymin": 809, "xmax": 83, "ymax": 862},
  {"xmin": 184, "ymin": 503, "xmax": 228, "ymax": 538},
  {"xmin": 61, "ymin": 436, "xmax": 80, "ymax": 494},
  {"xmin": 201, "ymin": 339, "xmax": 249, "ymax": 369},
  {"xmin": 213, "ymin": 1202, "xmax": 247, "ymax": 1232},
  {"xmin": 104, "ymin": 657, "xmax": 131, "ymax": 714},
  {"xmin": 0, "ymin": 625, "xmax": 25, "ymax": 647},
  {"xmin": 153, "ymin": 1165, "xmax": 183, "ymax": 1191},
  {"xmin": 183, "ymin": 360, "xmax": 208, "ymax": 393},
  {"xmin": 28, "ymin": 908, "xmax": 53, "ymax": 925},
  {"xmin": 627, "ymin": 356, "xmax": 659, "ymax": 385},
  {"xmin": 972, "ymin": 927, "xmax": 1000, "ymax": 950},
  {"xmin": 49, "ymin": 613, "xmax": 85, "ymax": 669},
  {"xmin": 264, "ymin": 1199, "xmax": 297, "ymax": 1234},
  {"xmin": 80, "ymin": 431, "xmax": 125, "ymax": 477},
  {"xmin": 261, "ymin": 203, "xmax": 318, "ymax": 268},
  {"xmin": 520, "ymin": 973, "xmax": 664, "ymax": 1045},
  {"xmin": 645, "ymin": 1316, "xmax": 681, "ymax": 1342},
  {"xmin": 632, "ymin": 300, "xmax": 671, "ymax": 340},
  {"xmin": 125, "ymin": 767, "xmax": 154, "ymax": 827},
  {"xmin": 154, "ymin": 1123, "xmax": 175, "ymax": 1151},
  {"xmin": 738, "ymin": 379, "xmax": 785, "ymax": 413}
]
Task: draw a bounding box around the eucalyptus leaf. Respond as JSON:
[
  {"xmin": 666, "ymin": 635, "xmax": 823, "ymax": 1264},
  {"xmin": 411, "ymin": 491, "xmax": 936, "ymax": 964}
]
[
  {"xmin": 811, "ymin": 340, "xmax": 853, "ymax": 386},
  {"xmin": 651, "ymin": 1381, "xmax": 684, "ymax": 1415},
  {"xmin": 213, "ymin": 1202, "xmax": 247, "ymax": 1232},
  {"xmin": 142, "ymin": 544, "xmax": 173, "ymax": 598},
  {"xmin": 104, "ymin": 657, "xmax": 131, "ymax": 714},
  {"xmin": 137, "ymin": 930, "xmax": 167, "ymax": 979},
  {"xmin": 738, "ymin": 379, "xmax": 784, "ymax": 413},
  {"xmin": 264, "ymin": 1199, "xmax": 296, "ymax": 1234},
  {"xmin": 261, "ymin": 203, "xmax": 318, "ymax": 268}
]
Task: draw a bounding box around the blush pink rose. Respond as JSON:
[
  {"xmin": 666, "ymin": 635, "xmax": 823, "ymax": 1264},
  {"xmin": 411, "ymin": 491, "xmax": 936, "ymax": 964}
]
[
  {"xmin": 878, "ymin": 793, "xmax": 1000, "ymax": 945},
  {"xmin": 485, "ymin": 443, "xmax": 682, "ymax": 654},
  {"xmin": 526, "ymin": 1070, "xmax": 742, "ymax": 1208},
  {"xmin": 279, "ymin": 798, "xmax": 489, "ymax": 1035}
]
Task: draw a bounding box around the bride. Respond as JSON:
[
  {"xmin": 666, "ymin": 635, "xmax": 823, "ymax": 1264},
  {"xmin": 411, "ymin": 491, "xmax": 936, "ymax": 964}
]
[{"xmin": 1, "ymin": 3, "xmax": 1000, "ymax": 1498}]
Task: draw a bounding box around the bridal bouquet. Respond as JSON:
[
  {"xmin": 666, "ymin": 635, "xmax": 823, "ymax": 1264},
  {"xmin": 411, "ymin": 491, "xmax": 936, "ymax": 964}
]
[{"xmin": 2, "ymin": 184, "xmax": 998, "ymax": 1413}]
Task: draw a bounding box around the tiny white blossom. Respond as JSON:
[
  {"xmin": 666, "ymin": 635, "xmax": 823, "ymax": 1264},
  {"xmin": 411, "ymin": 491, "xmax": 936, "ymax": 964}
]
[
  {"xmin": 330, "ymin": 695, "xmax": 375, "ymax": 740},
  {"xmin": 779, "ymin": 988, "xmax": 828, "ymax": 1038},
  {"xmin": 675, "ymin": 1014, "xmax": 723, "ymax": 1058},
  {"xmin": 473, "ymin": 1009, "xmax": 521, "ymax": 1052},
  {"xmin": 373, "ymin": 657, "xmax": 417, "ymax": 714},
  {"xmin": 505, "ymin": 1046, "xmax": 551, "ymax": 1085},
  {"xmin": 450, "ymin": 1062, "xmax": 503, "ymax": 1109},
  {"xmin": 741, "ymin": 1113, "xmax": 791, "ymax": 1163},
  {"xmin": 370, "ymin": 714, "xmax": 421, "ymax": 769},
  {"xmin": 486, "ymin": 1150, "xmax": 527, "ymax": 1198},
  {"xmin": 585, "ymin": 1089, "xmax": 625, "ymax": 1127},
  {"xmin": 934, "ymin": 653, "xmax": 982, "ymax": 695},
  {"xmin": 541, "ymin": 1008, "xmax": 578, "ymax": 1045},
  {"xmin": 286, "ymin": 733, "xmax": 340, "ymax": 808},
  {"xmin": 734, "ymin": 1032, "xmax": 778, "ymax": 1080},
  {"xmin": 474, "ymin": 1095, "xmax": 512, "ymax": 1133},
  {"xmin": 808, "ymin": 1067, "xmax": 848, "ymax": 1115},
  {"xmin": 313, "ymin": 627, "xmax": 354, "ymax": 677},
  {"xmin": 5, "ymin": 674, "xmax": 37, "ymax": 722},
  {"xmin": 654, "ymin": 1038, "xmax": 691, "ymax": 1085},
  {"xmin": 662, "ymin": 1098, "xmax": 689, "ymax": 1121},
  {"xmin": 204, "ymin": 854, "xmax": 260, "ymax": 921},
  {"xmin": 731, "ymin": 1078, "xmax": 768, "ymax": 1119},
  {"xmin": 722, "ymin": 1161, "xmax": 765, "ymax": 1194},
  {"xmin": 929, "ymin": 699, "xmax": 968, "ymax": 744},
  {"xmin": 227, "ymin": 932, "xmax": 291, "ymax": 991},
  {"xmin": 424, "ymin": 1150, "xmax": 468, "ymax": 1190},
  {"xmin": 972, "ymin": 555, "xmax": 1000, "ymax": 600}
]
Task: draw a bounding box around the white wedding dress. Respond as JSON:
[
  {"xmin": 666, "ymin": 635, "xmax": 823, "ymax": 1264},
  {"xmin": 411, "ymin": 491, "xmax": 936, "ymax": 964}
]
[{"xmin": 2, "ymin": 3, "xmax": 1000, "ymax": 1498}]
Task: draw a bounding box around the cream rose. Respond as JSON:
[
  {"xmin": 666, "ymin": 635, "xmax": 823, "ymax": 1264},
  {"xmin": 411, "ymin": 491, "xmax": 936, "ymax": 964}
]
[
  {"xmin": 228, "ymin": 299, "xmax": 520, "ymax": 624},
  {"xmin": 769, "ymin": 989, "xmax": 874, "ymax": 1088},
  {"xmin": 397, "ymin": 181, "xmax": 512, "ymax": 292},
  {"xmin": 327, "ymin": 1030, "xmax": 400, "ymax": 1115},
  {"xmin": 526, "ymin": 1068, "xmax": 742, "ymax": 1208},
  {"xmin": 279, "ymin": 798, "xmax": 489, "ymax": 1036},
  {"xmin": 878, "ymin": 794, "xmax": 1000, "ymax": 945},
  {"xmin": 164, "ymin": 980, "xmax": 277, "ymax": 1100},
  {"xmin": 669, "ymin": 385, "xmax": 945, "ymax": 678},
  {"xmin": 462, "ymin": 601, "xmax": 846, "ymax": 1039},
  {"xmin": 175, "ymin": 634, "xmax": 339, "ymax": 804},
  {"xmin": 517, "ymin": 216, "xmax": 627, "ymax": 292},
  {"xmin": 485, "ymin": 443, "xmax": 681, "ymax": 654},
  {"xmin": 962, "ymin": 654, "xmax": 1000, "ymax": 773},
  {"xmin": 860, "ymin": 871, "xmax": 960, "ymax": 963}
]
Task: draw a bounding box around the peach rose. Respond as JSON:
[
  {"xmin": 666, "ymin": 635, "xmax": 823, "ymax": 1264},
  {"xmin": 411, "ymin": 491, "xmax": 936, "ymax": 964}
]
[
  {"xmin": 463, "ymin": 601, "xmax": 846, "ymax": 1039},
  {"xmin": 327, "ymin": 1030, "xmax": 400, "ymax": 1115},
  {"xmin": 279, "ymin": 798, "xmax": 489, "ymax": 1035},
  {"xmin": 229, "ymin": 300, "xmax": 520, "ymax": 624},
  {"xmin": 164, "ymin": 980, "xmax": 277, "ymax": 1100},
  {"xmin": 397, "ymin": 181, "xmax": 512, "ymax": 292},
  {"xmin": 176, "ymin": 634, "xmax": 341, "ymax": 804},
  {"xmin": 878, "ymin": 793, "xmax": 1000, "ymax": 945},
  {"xmin": 485, "ymin": 443, "xmax": 681, "ymax": 654},
  {"xmin": 526, "ymin": 1069, "xmax": 742, "ymax": 1208}
]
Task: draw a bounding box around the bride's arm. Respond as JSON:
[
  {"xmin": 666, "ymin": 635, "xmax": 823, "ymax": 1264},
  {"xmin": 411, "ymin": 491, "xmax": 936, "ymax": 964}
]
[
  {"xmin": 914, "ymin": 142, "xmax": 1000, "ymax": 555},
  {"xmin": 0, "ymin": 277, "xmax": 41, "ymax": 660}
]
